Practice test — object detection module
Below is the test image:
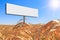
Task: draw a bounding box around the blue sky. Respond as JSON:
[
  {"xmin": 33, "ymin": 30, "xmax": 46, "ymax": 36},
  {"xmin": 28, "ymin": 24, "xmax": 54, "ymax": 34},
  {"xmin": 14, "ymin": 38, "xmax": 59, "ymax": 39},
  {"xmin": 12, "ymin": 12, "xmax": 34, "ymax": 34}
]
[{"xmin": 0, "ymin": 0, "xmax": 60, "ymax": 24}]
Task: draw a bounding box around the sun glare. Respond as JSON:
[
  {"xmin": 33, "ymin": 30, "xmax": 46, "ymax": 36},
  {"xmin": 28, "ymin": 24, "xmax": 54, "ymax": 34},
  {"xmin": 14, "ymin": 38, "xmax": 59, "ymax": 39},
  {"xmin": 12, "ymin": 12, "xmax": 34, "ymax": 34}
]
[{"xmin": 49, "ymin": 0, "xmax": 60, "ymax": 10}]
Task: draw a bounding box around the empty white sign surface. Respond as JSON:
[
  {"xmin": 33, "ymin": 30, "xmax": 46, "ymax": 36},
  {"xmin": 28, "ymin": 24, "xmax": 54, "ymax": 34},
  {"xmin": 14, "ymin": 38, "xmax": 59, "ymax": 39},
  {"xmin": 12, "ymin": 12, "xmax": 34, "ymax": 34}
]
[{"xmin": 6, "ymin": 3, "xmax": 38, "ymax": 17}]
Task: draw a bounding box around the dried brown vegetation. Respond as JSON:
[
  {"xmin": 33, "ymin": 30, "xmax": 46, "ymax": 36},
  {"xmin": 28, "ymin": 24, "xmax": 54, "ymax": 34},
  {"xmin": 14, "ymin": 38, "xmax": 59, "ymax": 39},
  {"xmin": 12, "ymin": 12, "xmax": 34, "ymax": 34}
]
[{"xmin": 0, "ymin": 20, "xmax": 60, "ymax": 40}]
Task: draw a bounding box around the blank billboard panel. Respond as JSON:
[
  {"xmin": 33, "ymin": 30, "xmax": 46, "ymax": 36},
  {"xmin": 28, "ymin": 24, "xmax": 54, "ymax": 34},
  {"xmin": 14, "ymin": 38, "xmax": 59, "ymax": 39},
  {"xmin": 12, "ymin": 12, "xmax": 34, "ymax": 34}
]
[{"xmin": 6, "ymin": 3, "xmax": 38, "ymax": 17}]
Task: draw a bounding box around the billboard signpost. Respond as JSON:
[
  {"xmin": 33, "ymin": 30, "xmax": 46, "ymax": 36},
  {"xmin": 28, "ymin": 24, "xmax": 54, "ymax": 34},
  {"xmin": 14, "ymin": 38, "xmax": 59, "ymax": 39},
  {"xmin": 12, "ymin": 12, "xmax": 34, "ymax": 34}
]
[{"xmin": 6, "ymin": 3, "xmax": 38, "ymax": 23}]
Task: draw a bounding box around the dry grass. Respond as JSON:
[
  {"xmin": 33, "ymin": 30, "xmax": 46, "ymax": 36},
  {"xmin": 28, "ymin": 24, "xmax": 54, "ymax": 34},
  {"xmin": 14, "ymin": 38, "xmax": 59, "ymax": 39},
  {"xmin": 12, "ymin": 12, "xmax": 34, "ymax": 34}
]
[{"xmin": 0, "ymin": 21, "xmax": 60, "ymax": 40}]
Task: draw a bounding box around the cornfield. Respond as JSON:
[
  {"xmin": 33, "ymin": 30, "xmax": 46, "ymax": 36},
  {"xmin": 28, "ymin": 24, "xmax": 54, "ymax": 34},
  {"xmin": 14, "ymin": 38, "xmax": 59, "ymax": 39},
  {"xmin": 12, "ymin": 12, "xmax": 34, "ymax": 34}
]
[{"xmin": 0, "ymin": 20, "xmax": 60, "ymax": 40}]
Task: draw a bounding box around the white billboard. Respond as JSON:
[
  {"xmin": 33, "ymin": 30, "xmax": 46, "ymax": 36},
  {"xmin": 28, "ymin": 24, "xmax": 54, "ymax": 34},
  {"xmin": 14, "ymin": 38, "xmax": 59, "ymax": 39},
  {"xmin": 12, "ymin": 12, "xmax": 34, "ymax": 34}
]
[{"xmin": 6, "ymin": 3, "xmax": 38, "ymax": 17}]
